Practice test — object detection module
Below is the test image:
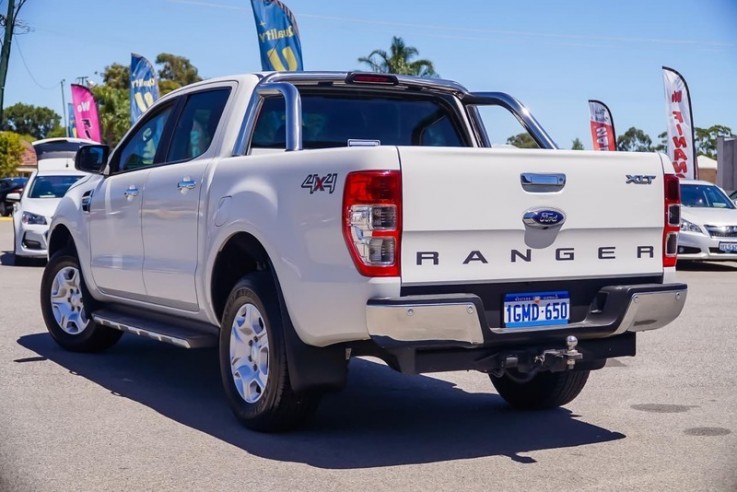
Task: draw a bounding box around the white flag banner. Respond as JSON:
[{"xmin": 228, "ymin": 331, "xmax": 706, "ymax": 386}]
[{"xmin": 662, "ymin": 66, "xmax": 696, "ymax": 179}]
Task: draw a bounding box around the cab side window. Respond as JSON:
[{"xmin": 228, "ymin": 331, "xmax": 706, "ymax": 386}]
[
  {"xmin": 117, "ymin": 106, "xmax": 174, "ymax": 172},
  {"xmin": 166, "ymin": 88, "xmax": 231, "ymax": 162}
]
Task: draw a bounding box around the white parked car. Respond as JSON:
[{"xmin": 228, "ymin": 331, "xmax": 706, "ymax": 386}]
[
  {"xmin": 32, "ymin": 137, "xmax": 98, "ymax": 163},
  {"xmin": 9, "ymin": 165, "xmax": 86, "ymax": 265},
  {"xmin": 678, "ymin": 180, "xmax": 737, "ymax": 261}
]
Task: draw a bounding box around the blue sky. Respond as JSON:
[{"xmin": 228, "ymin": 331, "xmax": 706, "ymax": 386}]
[{"xmin": 6, "ymin": 0, "xmax": 737, "ymax": 149}]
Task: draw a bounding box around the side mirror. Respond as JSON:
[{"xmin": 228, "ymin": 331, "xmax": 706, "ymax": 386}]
[
  {"xmin": 5, "ymin": 192, "xmax": 20, "ymax": 202},
  {"xmin": 75, "ymin": 144, "xmax": 110, "ymax": 173}
]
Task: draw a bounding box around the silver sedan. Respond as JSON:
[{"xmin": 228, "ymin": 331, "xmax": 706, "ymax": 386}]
[{"xmin": 678, "ymin": 180, "xmax": 737, "ymax": 261}]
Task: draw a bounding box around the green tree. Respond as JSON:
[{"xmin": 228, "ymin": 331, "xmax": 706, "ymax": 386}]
[
  {"xmin": 654, "ymin": 126, "xmax": 734, "ymax": 157},
  {"xmin": 695, "ymin": 125, "xmax": 734, "ymax": 159},
  {"xmin": 571, "ymin": 138, "xmax": 584, "ymax": 150},
  {"xmin": 655, "ymin": 131, "xmax": 667, "ymax": 152},
  {"xmin": 2, "ymin": 102, "xmax": 61, "ymax": 139},
  {"xmin": 617, "ymin": 127, "xmax": 653, "ymax": 152},
  {"xmin": 506, "ymin": 132, "xmax": 539, "ymax": 149},
  {"xmin": 89, "ymin": 53, "xmax": 203, "ymax": 145},
  {"xmin": 92, "ymin": 84, "xmax": 129, "ymax": 147},
  {"xmin": 0, "ymin": 0, "xmax": 30, "ymax": 125},
  {"xmin": 358, "ymin": 36, "xmax": 437, "ymax": 77},
  {"xmin": 99, "ymin": 62, "xmax": 130, "ymax": 90},
  {"xmin": 46, "ymin": 125, "xmax": 66, "ymax": 138},
  {"xmin": 156, "ymin": 53, "xmax": 202, "ymax": 94},
  {"xmin": 0, "ymin": 130, "xmax": 24, "ymax": 177}
]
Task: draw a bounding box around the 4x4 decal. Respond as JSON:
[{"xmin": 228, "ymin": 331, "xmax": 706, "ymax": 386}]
[{"xmin": 301, "ymin": 173, "xmax": 338, "ymax": 194}]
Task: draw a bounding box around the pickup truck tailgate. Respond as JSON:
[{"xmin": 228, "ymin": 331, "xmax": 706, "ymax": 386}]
[{"xmin": 399, "ymin": 147, "xmax": 666, "ymax": 285}]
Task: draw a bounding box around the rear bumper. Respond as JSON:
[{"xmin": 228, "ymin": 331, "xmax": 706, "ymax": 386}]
[{"xmin": 366, "ymin": 282, "xmax": 687, "ymax": 349}]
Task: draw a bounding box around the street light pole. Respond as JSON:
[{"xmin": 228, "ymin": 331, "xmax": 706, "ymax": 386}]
[{"xmin": 60, "ymin": 79, "xmax": 68, "ymax": 137}]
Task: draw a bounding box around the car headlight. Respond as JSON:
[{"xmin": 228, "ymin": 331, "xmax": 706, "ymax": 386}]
[
  {"xmin": 21, "ymin": 211, "xmax": 47, "ymax": 225},
  {"xmin": 680, "ymin": 219, "xmax": 703, "ymax": 234}
]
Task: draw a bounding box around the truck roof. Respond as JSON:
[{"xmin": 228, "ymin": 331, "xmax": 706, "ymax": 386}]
[{"xmin": 163, "ymin": 71, "xmax": 471, "ymax": 98}]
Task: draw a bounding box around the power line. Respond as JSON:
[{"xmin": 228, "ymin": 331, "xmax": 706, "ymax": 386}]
[
  {"xmin": 164, "ymin": 0, "xmax": 736, "ymax": 49},
  {"xmin": 12, "ymin": 38, "xmax": 59, "ymax": 90}
]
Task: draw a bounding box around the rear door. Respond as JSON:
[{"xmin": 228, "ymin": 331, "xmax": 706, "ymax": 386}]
[{"xmin": 140, "ymin": 85, "xmax": 232, "ymax": 310}]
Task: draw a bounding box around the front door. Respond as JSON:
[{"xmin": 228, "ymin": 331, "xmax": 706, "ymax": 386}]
[{"xmin": 89, "ymin": 104, "xmax": 176, "ymax": 299}]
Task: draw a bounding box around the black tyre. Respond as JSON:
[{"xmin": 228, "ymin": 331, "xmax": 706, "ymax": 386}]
[
  {"xmin": 490, "ymin": 369, "xmax": 590, "ymax": 410},
  {"xmin": 0, "ymin": 201, "xmax": 8, "ymax": 217},
  {"xmin": 219, "ymin": 272, "xmax": 320, "ymax": 432},
  {"xmin": 40, "ymin": 249, "xmax": 122, "ymax": 352}
]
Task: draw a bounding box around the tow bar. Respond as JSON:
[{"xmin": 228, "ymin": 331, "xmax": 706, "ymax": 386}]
[{"xmin": 485, "ymin": 336, "xmax": 584, "ymax": 377}]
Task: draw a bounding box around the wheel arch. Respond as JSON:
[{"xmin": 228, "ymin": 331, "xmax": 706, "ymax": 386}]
[
  {"xmin": 210, "ymin": 231, "xmax": 270, "ymax": 324},
  {"xmin": 210, "ymin": 230, "xmax": 348, "ymax": 393},
  {"xmin": 48, "ymin": 224, "xmax": 77, "ymax": 258}
]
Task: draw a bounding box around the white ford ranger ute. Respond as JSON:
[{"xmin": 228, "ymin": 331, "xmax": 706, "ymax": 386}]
[{"xmin": 41, "ymin": 72, "xmax": 687, "ymax": 432}]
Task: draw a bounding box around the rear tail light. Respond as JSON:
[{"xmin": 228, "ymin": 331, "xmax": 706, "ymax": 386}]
[
  {"xmin": 343, "ymin": 171, "xmax": 402, "ymax": 277},
  {"xmin": 663, "ymin": 173, "xmax": 681, "ymax": 267}
]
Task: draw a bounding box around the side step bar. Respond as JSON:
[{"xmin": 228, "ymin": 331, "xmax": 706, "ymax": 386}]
[{"xmin": 92, "ymin": 308, "xmax": 219, "ymax": 349}]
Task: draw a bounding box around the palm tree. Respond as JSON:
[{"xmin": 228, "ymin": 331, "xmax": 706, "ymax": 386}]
[{"xmin": 358, "ymin": 36, "xmax": 437, "ymax": 77}]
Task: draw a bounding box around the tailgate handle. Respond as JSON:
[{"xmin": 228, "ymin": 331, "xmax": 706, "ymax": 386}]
[{"xmin": 521, "ymin": 173, "xmax": 566, "ymax": 192}]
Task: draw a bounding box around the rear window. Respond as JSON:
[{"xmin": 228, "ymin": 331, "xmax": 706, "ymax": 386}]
[
  {"xmin": 251, "ymin": 90, "xmax": 467, "ymax": 150},
  {"xmin": 28, "ymin": 175, "xmax": 84, "ymax": 199}
]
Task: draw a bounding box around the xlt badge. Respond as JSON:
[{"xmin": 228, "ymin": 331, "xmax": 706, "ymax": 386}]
[{"xmin": 626, "ymin": 175, "xmax": 656, "ymax": 184}]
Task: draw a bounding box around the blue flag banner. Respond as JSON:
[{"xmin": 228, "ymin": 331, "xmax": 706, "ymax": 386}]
[
  {"xmin": 250, "ymin": 0, "xmax": 303, "ymax": 71},
  {"xmin": 67, "ymin": 102, "xmax": 76, "ymax": 138},
  {"xmin": 130, "ymin": 53, "xmax": 160, "ymax": 124}
]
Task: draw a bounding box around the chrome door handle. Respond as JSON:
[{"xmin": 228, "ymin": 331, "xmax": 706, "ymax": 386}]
[
  {"xmin": 177, "ymin": 177, "xmax": 196, "ymax": 191},
  {"xmin": 124, "ymin": 186, "xmax": 139, "ymax": 200},
  {"xmin": 520, "ymin": 173, "xmax": 566, "ymax": 192}
]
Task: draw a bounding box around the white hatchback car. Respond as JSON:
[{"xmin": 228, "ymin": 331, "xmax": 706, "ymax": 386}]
[
  {"xmin": 678, "ymin": 180, "xmax": 737, "ymax": 261},
  {"xmin": 10, "ymin": 166, "xmax": 86, "ymax": 265}
]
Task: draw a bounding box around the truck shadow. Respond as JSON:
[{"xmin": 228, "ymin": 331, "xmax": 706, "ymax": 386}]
[{"xmin": 18, "ymin": 333, "xmax": 625, "ymax": 469}]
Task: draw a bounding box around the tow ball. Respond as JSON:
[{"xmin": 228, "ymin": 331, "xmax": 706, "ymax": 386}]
[
  {"xmin": 535, "ymin": 336, "xmax": 583, "ymax": 370},
  {"xmin": 487, "ymin": 336, "xmax": 585, "ymax": 377}
]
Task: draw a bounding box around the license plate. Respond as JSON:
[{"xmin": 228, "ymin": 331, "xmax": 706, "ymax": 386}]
[
  {"xmin": 503, "ymin": 291, "xmax": 570, "ymax": 328},
  {"xmin": 719, "ymin": 242, "xmax": 737, "ymax": 252}
]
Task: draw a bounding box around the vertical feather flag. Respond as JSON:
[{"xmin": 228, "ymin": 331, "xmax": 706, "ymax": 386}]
[
  {"xmin": 130, "ymin": 53, "xmax": 160, "ymax": 124},
  {"xmin": 250, "ymin": 0, "xmax": 303, "ymax": 71},
  {"xmin": 588, "ymin": 100, "xmax": 617, "ymax": 151},
  {"xmin": 663, "ymin": 67, "xmax": 697, "ymax": 179},
  {"xmin": 67, "ymin": 102, "xmax": 76, "ymax": 138},
  {"xmin": 70, "ymin": 84, "xmax": 101, "ymax": 142}
]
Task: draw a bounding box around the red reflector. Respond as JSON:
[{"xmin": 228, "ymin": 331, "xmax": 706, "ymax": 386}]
[{"xmin": 346, "ymin": 72, "xmax": 399, "ymax": 86}]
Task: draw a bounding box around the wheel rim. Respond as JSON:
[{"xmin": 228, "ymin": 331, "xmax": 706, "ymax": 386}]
[
  {"xmin": 50, "ymin": 266, "xmax": 90, "ymax": 335},
  {"xmin": 230, "ymin": 303, "xmax": 269, "ymax": 404}
]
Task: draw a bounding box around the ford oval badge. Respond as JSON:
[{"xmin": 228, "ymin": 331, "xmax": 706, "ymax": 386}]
[{"xmin": 523, "ymin": 208, "xmax": 566, "ymax": 228}]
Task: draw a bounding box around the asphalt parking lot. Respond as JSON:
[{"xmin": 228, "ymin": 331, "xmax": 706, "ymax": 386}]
[{"xmin": 0, "ymin": 217, "xmax": 736, "ymax": 492}]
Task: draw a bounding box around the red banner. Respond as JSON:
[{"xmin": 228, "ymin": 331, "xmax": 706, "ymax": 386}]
[
  {"xmin": 663, "ymin": 67, "xmax": 696, "ymax": 179},
  {"xmin": 588, "ymin": 100, "xmax": 616, "ymax": 151},
  {"xmin": 70, "ymin": 84, "xmax": 101, "ymax": 143}
]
